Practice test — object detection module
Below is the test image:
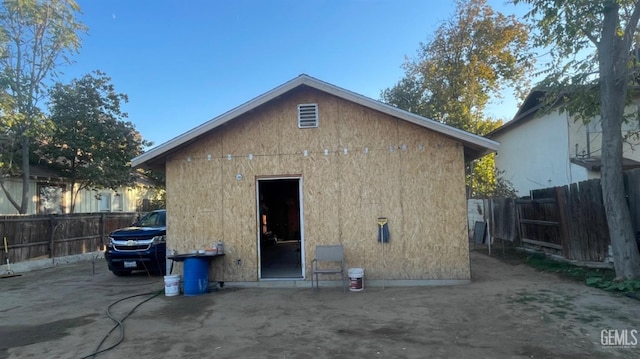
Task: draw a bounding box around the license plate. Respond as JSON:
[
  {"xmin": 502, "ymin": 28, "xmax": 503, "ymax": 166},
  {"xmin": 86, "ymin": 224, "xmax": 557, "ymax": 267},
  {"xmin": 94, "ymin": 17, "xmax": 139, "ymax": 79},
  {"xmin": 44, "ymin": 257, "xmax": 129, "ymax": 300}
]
[{"xmin": 124, "ymin": 261, "xmax": 137, "ymax": 268}]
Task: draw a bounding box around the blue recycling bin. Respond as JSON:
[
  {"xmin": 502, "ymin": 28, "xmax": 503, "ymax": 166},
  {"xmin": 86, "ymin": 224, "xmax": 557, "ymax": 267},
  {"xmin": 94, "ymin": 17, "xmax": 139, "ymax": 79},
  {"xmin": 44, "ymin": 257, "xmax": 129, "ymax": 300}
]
[
  {"xmin": 167, "ymin": 253, "xmax": 225, "ymax": 296},
  {"xmin": 182, "ymin": 257, "xmax": 210, "ymax": 296}
]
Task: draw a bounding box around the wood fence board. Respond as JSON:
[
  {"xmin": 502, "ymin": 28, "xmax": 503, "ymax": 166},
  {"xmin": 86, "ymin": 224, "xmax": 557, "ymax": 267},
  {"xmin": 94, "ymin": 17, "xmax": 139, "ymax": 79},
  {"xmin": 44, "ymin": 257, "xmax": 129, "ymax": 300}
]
[
  {"xmin": 489, "ymin": 198, "xmax": 517, "ymax": 242},
  {"xmin": 531, "ymin": 187, "xmax": 557, "ymax": 200},
  {"xmin": 515, "ymin": 198, "xmax": 556, "ymax": 204},
  {"xmin": 519, "ymin": 219, "xmax": 559, "ymax": 226},
  {"xmin": 588, "ymin": 179, "xmax": 610, "ymax": 261},
  {"xmin": 567, "ymin": 182, "xmax": 581, "ymax": 260},
  {"xmin": 521, "ymin": 238, "xmax": 563, "ymax": 250},
  {"xmin": 566, "ymin": 179, "xmax": 610, "ymax": 262},
  {"xmin": 626, "ymin": 169, "xmax": 640, "ymax": 234},
  {"xmin": 516, "ymin": 199, "xmax": 562, "ymax": 249},
  {"xmin": 555, "ymin": 186, "xmax": 572, "ymax": 259}
]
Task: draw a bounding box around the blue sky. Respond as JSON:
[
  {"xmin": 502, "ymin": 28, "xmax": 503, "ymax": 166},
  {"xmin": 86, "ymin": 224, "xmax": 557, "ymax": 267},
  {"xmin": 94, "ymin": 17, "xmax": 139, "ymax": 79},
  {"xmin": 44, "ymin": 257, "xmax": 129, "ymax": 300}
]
[{"xmin": 62, "ymin": 0, "xmax": 529, "ymax": 148}]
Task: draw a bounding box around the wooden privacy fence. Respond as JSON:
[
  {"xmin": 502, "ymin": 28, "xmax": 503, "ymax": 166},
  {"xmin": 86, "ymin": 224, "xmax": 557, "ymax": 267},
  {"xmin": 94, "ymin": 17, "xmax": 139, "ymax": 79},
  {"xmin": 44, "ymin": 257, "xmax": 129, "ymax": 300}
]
[
  {"xmin": 468, "ymin": 198, "xmax": 518, "ymax": 245},
  {"xmin": 488, "ymin": 198, "xmax": 518, "ymax": 243},
  {"xmin": 516, "ymin": 179, "xmax": 610, "ymax": 262},
  {"xmin": 519, "ymin": 168, "xmax": 640, "ymax": 262},
  {"xmin": 515, "ymin": 197, "xmax": 563, "ymax": 252},
  {"xmin": 0, "ymin": 212, "xmax": 138, "ymax": 265},
  {"xmin": 470, "ymin": 168, "xmax": 640, "ymax": 263},
  {"xmin": 523, "ymin": 179, "xmax": 611, "ymax": 261}
]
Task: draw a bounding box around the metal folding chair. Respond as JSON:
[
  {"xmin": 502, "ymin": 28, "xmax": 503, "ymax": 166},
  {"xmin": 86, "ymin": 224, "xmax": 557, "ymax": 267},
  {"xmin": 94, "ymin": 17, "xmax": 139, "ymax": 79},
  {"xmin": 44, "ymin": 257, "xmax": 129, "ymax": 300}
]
[{"xmin": 311, "ymin": 245, "xmax": 346, "ymax": 294}]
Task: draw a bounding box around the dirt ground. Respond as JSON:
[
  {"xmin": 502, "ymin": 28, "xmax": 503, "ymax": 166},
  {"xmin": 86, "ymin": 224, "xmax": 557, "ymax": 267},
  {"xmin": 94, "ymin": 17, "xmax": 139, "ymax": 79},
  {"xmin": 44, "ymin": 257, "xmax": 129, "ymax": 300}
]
[{"xmin": 1, "ymin": 250, "xmax": 639, "ymax": 359}]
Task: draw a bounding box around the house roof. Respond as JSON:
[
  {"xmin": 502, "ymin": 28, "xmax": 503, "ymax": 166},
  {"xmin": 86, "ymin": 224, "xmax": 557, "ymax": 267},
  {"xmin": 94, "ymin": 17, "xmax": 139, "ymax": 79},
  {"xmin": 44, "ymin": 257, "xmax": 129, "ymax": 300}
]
[
  {"xmin": 29, "ymin": 165, "xmax": 66, "ymax": 181},
  {"xmin": 486, "ymin": 89, "xmax": 549, "ymax": 139},
  {"xmin": 132, "ymin": 74, "xmax": 499, "ymax": 169}
]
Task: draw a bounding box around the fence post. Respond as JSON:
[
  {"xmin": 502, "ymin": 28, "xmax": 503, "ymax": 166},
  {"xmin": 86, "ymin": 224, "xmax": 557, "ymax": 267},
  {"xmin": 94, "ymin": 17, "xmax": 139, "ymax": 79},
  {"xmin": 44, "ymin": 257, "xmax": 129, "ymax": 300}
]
[
  {"xmin": 48, "ymin": 214, "xmax": 56, "ymax": 262},
  {"xmin": 488, "ymin": 199, "xmax": 494, "ymax": 255},
  {"xmin": 100, "ymin": 213, "xmax": 106, "ymax": 250},
  {"xmin": 555, "ymin": 186, "xmax": 571, "ymax": 260}
]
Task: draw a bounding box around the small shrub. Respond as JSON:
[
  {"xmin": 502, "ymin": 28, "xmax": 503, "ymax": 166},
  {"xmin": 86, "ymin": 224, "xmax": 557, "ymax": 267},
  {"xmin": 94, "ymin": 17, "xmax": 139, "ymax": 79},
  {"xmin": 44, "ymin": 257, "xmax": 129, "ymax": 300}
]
[
  {"xmin": 586, "ymin": 277, "xmax": 640, "ymax": 293},
  {"xmin": 525, "ymin": 254, "xmax": 617, "ymax": 285}
]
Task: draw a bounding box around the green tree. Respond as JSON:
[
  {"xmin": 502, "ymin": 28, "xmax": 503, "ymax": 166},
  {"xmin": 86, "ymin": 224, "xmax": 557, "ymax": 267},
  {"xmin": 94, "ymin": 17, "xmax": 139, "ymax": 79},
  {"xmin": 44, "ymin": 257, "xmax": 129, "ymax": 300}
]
[
  {"xmin": 0, "ymin": 0, "xmax": 86, "ymax": 213},
  {"xmin": 381, "ymin": 0, "xmax": 533, "ymax": 197},
  {"xmin": 468, "ymin": 154, "xmax": 517, "ymax": 198},
  {"xmin": 42, "ymin": 71, "xmax": 151, "ymax": 213},
  {"xmin": 513, "ymin": 0, "xmax": 640, "ymax": 279},
  {"xmin": 466, "ymin": 118, "xmax": 517, "ymax": 198}
]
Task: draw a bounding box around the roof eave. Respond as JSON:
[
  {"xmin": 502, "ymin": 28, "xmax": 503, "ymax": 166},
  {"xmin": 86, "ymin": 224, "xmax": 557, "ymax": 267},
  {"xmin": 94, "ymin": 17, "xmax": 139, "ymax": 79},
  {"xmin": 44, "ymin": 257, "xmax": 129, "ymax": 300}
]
[
  {"xmin": 132, "ymin": 76, "xmax": 309, "ymax": 168},
  {"xmin": 132, "ymin": 74, "xmax": 499, "ymax": 168}
]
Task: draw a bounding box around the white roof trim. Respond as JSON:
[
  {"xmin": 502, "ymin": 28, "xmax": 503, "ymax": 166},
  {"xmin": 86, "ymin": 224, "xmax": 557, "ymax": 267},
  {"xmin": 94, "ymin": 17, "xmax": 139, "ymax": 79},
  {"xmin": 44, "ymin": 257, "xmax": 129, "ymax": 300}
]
[{"xmin": 132, "ymin": 74, "xmax": 498, "ymax": 167}]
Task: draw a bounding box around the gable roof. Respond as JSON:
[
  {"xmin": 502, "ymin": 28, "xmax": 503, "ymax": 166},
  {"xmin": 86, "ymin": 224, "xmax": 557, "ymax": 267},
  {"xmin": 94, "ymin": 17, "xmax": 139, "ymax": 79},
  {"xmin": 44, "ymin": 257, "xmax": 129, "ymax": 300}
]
[
  {"xmin": 486, "ymin": 89, "xmax": 549, "ymax": 139},
  {"xmin": 30, "ymin": 165, "xmax": 66, "ymax": 180},
  {"xmin": 132, "ymin": 74, "xmax": 499, "ymax": 169}
]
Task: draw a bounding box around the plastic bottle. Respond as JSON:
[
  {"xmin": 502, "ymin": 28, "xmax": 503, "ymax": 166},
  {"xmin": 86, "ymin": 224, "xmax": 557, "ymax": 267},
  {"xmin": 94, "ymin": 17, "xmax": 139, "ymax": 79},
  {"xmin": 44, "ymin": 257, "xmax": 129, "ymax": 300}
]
[{"xmin": 216, "ymin": 241, "xmax": 224, "ymax": 254}]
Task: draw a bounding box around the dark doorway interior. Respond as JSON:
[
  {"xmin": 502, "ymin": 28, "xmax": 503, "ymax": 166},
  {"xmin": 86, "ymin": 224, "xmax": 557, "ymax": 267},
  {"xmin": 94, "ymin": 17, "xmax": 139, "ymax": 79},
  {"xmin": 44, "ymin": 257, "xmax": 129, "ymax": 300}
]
[{"xmin": 258, "ymin": 179, "xmax": 302, "ymax": 278}]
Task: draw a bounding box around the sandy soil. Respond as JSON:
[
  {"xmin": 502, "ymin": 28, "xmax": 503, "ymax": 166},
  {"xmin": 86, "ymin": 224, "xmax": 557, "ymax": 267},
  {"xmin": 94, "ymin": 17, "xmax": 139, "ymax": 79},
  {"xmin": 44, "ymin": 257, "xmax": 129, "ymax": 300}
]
[{"xmin": 1, "ymin": 250, "xmax": 639, "ymax": 359}]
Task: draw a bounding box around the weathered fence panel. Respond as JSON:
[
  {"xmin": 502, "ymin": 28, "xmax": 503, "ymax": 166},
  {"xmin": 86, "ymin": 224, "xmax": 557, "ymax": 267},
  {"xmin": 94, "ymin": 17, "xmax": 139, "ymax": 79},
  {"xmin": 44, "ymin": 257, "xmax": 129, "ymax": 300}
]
[
  {"xmin": 515, "ymin": 198, "xmax": 562, "ymax": 251},
  {"xmin": 526, "ymin": 180, "xmax": 610, "ymax": 261},
  {"xmin": 466, "ymin": 198, "xmax": 518, "ymax": 252},
  {"xmin": 559, "ymin": 180, "xmax": 610, "ymax": 261},
  {"xmin": 470, "ymin": 169, "xmax": 639, "ymax": 263},
  {"xmin": 0, "ymin": 212, "xmax": 138, "ymax": 265},
  {"xmin": 490, "ymin": 198, "xmax": 518, "ymax": 242},
  {"xmin": 626, "ymin": 168, "xmax": 640, "ymax": 234}
]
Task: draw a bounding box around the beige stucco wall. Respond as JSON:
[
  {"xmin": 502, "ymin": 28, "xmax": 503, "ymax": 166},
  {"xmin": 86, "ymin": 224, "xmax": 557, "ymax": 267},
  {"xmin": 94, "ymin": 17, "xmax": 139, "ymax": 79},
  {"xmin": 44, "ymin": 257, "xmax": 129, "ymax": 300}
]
[{"xmin": 166, "ymin": 87, "xmax": 469, "ymax": 282}]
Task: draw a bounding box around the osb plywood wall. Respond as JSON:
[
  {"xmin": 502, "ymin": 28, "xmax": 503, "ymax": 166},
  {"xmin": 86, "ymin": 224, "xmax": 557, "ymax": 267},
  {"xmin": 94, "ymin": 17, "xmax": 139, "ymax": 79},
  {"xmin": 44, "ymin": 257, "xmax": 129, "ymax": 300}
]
[{"xmin": 166, "ymin": 86, "xmax": 470, "ymax": 282}]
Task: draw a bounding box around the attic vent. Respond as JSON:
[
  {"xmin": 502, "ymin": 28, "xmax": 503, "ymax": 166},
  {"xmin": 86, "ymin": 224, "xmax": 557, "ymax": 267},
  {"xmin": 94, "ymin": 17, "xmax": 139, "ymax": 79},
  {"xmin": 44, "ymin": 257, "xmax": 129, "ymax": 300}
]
[{"xmin": 298, "ymin": 103, "xmax": 318, "ymax": 128}]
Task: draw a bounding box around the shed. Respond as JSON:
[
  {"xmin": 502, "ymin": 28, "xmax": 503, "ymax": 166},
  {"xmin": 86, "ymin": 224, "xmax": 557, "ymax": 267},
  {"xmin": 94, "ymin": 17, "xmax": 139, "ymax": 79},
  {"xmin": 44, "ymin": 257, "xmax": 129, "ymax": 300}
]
[{"xmin": 133, "ymin": 74, "xmax": 498, "ymax": 286}]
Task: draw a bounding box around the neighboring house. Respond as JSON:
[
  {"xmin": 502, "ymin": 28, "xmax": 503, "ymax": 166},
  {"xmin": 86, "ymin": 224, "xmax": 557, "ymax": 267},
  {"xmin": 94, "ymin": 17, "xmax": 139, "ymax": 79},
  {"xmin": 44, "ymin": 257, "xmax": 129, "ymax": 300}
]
[
  {"xmin": 132, "ymin": 74, "xmax": 498, "ymax": 285},
  {"xmin": 0, "ymin": 166, "xmax": 162, "ymax": 215},
  {"xmin": 488, "ymin": 90, "xmax": 640, "ymax": 197}
]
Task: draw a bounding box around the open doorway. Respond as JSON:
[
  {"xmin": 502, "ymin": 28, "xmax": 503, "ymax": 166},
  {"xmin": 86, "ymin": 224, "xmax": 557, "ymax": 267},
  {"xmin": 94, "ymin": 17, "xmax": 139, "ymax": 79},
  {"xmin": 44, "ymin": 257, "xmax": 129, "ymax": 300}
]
[{"xmin": 257, "ymin": 177, "xmax": 304, "ymax": 279}]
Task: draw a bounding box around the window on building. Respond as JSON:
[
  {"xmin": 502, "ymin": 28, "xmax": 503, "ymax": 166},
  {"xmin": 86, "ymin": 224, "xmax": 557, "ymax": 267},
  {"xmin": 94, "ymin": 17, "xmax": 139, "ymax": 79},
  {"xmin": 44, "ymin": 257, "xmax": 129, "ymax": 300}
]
[
  {"xmin": 113, "ymin": 193, "xmax": 123, "ymax": 212},
  {"xmin": 99, "ymin": 193, "xmax": 111, "ymax": 212},
  {"xmin": 38, "ymin": 184, "xmax": 65, "ymax": 214}
]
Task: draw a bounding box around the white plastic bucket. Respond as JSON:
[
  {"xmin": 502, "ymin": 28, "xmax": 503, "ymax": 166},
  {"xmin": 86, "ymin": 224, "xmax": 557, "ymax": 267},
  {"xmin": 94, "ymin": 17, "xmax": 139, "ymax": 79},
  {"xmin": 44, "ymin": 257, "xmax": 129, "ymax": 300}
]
[
  {"xmin": 348, "ymin": 268, "xmax": 364, "ymax": 292},
  {"xmin": 164, "ymin": 274, "xmax": 181, "ymax": 296}
]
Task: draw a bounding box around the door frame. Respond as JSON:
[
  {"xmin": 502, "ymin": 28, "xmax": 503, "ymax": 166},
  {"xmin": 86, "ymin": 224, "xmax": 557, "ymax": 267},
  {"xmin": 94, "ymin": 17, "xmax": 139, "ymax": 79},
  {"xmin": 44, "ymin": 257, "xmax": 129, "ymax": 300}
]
[{"xmin": 256, "ymin": 176, "xmax": 305, "ymax": 279}]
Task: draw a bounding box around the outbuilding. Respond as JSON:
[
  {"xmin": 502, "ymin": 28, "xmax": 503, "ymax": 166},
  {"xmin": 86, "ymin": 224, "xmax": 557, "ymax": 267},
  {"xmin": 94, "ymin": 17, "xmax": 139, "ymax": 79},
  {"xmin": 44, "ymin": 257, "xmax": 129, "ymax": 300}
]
[{"xmin": 133, "ymin": 75, "xmax": 498, "ymax": 286}]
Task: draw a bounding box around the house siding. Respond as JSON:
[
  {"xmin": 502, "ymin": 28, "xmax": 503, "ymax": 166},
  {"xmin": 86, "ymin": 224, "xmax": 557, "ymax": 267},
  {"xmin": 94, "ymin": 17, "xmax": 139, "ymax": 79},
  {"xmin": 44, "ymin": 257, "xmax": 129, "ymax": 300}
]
[
  {"xmin": 0, "ymin": 177, "xmax": 158, "ymax": 214},
  {"xmin": 166, "ymin": 87, "xmax": 470, "ymax": 282},
  {"xmin": 0, "ymin": 179, "xmax": 37, "ymax": 214},
  {"xmin": 493, "ymin": 111, "xmax": 573, "ymax": 196},
  {"xmin": 494, "ymin": 102, "xmax": 640, "ymax": 197}
]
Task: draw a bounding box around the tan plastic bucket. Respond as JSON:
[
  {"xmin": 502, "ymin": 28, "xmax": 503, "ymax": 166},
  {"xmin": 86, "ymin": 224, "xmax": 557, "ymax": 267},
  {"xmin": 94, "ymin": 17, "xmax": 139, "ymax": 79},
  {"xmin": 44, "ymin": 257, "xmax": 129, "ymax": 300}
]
[
  {"xmin": 164, "ymin": 274, "xmax": 180, "ymax": 296},
  {"xmin": 348, "ymin": 268, "xmax": 364, "ymax": 292}
]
